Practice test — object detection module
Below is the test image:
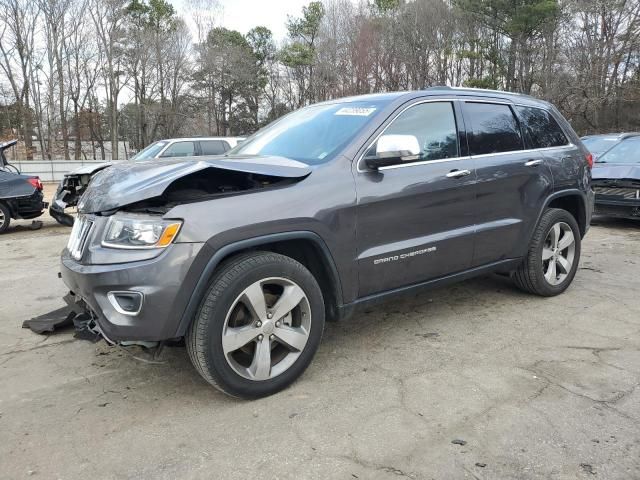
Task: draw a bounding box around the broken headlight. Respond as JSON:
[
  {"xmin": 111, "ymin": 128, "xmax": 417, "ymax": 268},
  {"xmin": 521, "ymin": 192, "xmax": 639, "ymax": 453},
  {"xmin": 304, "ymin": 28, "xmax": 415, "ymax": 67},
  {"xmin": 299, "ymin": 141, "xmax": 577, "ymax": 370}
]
[{"xmin": 102, "ymin": 216, "xmax": 182, "ymax": 249}]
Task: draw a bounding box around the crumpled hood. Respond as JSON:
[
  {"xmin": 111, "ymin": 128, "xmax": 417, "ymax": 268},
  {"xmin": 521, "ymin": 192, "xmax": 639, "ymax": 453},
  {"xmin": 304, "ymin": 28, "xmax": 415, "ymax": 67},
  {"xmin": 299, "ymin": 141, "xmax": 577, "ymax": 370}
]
[
  {"xmin": 67, "ymin": 162, "xmax": 114, "ymax": 176},
  {"xmin": 78, "ymin": 155, "xmax": 312, "ymax": 213},
  {"xmin": 592, "ymin": 163, "xmax": 640, "ymax": 181}
]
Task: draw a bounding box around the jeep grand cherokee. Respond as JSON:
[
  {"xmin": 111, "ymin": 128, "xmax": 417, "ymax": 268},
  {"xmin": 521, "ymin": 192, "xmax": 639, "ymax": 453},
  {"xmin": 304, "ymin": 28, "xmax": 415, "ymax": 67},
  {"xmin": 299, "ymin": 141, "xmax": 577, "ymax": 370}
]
[{"xmin": 60, "ymin": 87, "xmax": 594, "ymax": 398}]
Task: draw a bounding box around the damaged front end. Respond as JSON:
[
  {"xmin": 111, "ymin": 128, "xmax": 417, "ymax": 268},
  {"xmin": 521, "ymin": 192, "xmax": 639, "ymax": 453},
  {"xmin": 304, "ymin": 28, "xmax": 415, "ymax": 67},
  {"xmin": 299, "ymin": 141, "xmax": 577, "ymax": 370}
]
[
  {"xmin": 57, "ymin": 155, "xmax": 312, "ymax": 344},
  {"xmin": 50, "ymin": 163, "xmax": 112, "ymax": 226}
]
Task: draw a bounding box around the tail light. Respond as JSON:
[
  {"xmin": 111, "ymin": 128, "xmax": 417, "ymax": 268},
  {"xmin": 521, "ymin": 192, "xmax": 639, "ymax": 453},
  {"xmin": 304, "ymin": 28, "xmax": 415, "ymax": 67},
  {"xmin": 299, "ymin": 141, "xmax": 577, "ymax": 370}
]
[
  {"xmin": 27, "ymin": 177, "xmax": 43, "ymax": 190},
  {"xmin": 585, "ymin": 153, "xmax": 593, "ymax": 169}
]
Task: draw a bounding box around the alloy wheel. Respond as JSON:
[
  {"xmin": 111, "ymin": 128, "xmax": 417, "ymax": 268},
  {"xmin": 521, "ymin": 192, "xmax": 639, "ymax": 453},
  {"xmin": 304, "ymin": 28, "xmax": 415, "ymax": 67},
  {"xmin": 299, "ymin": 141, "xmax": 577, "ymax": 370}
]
[
  {"xmin": 542, "ymin": 221, "xmax": 576, "ymax": 286},
  {"xmin": 222, "ymin": 277, "xmax": 311, "ymax": 381}
]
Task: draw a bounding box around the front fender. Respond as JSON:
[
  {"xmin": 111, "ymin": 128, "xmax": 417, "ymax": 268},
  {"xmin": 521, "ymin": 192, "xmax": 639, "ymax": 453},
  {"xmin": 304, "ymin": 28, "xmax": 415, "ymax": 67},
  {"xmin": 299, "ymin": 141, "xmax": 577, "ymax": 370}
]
[{"xmin": 172, "ymin": 231, "xmax": 343, "ymax": 337}]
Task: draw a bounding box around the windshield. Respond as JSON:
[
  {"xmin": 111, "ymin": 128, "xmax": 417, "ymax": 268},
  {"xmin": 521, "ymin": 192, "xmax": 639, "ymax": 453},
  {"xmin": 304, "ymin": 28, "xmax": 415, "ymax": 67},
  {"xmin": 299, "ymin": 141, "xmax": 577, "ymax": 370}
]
[
  {"xmin": 597, "ymin": 136, "xmax": 640, "ymax": 164},
  {"xmin": 582, "ymin": 136, "xmax": 619, "ymax": 157},
  {"xmin": 130, "ymin": 141, "xmax": 168, "ymax": 161},
  {"xmin": 229, "ymin": 101, "xmax": 386, "ymax": 164}
]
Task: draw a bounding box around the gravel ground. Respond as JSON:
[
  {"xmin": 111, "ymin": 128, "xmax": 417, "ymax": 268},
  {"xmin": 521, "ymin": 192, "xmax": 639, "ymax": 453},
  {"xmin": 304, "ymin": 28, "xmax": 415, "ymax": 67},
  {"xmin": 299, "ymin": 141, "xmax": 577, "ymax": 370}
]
[{"xmin": 1, "ymin": 186, "xmax": 639, "ymax": 479}]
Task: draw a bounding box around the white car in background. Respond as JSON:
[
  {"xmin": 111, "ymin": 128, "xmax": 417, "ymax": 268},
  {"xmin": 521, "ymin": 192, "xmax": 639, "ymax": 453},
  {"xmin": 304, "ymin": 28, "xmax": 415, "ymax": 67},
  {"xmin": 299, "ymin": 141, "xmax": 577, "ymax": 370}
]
[
  {"xmin": 50, "ymin": 136, "xmax": 245, "ymax": 226},
  {"xmin": 131, "ymin": 137, "xmax": 245, "ymax": 160}
]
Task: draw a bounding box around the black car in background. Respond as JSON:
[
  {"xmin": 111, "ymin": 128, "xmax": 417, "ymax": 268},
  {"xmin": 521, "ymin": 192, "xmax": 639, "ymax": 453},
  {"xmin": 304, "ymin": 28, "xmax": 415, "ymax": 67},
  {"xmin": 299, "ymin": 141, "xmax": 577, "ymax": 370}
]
[
  {"xmin": 592, "ymin": 135, "xmax": 640, "ymax": 220},
  {"xmin": 0, "ymin": 140, "xmax": 47, "ymax": 233},
  {"xmin": 582, "ymin": 132, "xmax": 640, "ymax": 161}
]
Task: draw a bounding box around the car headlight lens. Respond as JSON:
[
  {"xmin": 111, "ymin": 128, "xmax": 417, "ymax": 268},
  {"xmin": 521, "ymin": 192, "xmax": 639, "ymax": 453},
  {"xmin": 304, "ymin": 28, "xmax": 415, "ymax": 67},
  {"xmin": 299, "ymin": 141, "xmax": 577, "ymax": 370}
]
[{"xmin": 102, "ymin": 216, "xmax": 182, "ymax": 249}]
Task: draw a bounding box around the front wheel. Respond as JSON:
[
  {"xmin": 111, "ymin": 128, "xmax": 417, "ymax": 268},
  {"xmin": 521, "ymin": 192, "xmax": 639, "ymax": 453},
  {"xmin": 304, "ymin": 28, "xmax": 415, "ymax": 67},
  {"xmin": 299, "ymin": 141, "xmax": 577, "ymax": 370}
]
[
  {"xmin": 186, "ymin": 251, "xmax": 325, "ymax": 398},
  {"xmin": 512, "ymin": 208, "xmax": 581, "ymax": 296}
]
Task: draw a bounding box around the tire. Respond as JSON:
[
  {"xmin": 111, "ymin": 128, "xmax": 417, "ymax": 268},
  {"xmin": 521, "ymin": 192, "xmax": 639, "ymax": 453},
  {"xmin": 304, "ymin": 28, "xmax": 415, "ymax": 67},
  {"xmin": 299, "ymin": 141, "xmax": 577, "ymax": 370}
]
[
  {"xmin": 186, "ymin": 251, "xmax": 325, "ymax": 399},
  {"xmin": 512, "ymin": 208, "xmax": 581, "ymax": 297},
  {"xmin": 0, "ymin": 202, "xmax": 11, "ymax": 234}
]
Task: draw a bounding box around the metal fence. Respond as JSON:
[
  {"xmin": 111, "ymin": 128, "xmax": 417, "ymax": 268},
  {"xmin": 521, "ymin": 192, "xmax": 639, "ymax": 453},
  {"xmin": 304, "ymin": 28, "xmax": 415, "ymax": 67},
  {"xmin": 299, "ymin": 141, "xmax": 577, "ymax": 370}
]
[{"xmin": 8, "ymin": 160, "xmax": 124, "ymax": 182}]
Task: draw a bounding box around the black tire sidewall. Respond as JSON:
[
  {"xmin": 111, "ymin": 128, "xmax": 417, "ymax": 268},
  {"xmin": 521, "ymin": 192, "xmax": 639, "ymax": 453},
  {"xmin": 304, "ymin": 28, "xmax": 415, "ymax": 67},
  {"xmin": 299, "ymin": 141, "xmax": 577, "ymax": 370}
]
[
  {"xmin": 0, "ymin": 202, "xmax": 10, "ymax": 233},
  {"xmin": 196, "ymin": 255, "xmax": 325, "ymax": 398},
  {"xmin": 532, "ymin": 209, "xmax": 581, "ymax": 295}
]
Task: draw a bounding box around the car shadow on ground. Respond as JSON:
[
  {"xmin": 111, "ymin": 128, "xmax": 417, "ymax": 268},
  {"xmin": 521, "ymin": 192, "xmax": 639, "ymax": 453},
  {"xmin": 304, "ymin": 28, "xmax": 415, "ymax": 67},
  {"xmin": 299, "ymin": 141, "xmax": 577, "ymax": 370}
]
[
  {"xmin": 590, "ymin": 215, "xmax": 640, "ymax": 229},
  {"xmin": 62, "ymin": 272, "xmax": 526, "ymax": 403}
]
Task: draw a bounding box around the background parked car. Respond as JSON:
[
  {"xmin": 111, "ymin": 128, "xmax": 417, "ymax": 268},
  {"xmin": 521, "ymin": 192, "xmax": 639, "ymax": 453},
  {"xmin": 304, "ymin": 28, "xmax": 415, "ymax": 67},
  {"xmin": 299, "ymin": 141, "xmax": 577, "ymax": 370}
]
[
  {"xmin": 581, "ymin": 132, "xmax": 640, "ymax": 161},
  {"xmin": 0, "ymin": 140, "xmax": 47, "ymax": 233},
  {"xmin": 49, "ymin": 137, "xmax": 245, "ymax": 226},
  {"xmin": 591, "ymin": 134, "xmax": 640, "ymax": 220}
]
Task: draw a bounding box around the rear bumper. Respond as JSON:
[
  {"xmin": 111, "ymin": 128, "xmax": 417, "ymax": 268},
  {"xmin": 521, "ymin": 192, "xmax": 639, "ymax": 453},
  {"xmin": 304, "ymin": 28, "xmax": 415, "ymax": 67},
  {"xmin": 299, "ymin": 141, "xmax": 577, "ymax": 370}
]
[
  {"xmin": 14, "ymin": 190, "xmax": 47, "ymax": 219},
  {"xmin": 60, "ymin": 242, "xmax": 204, "ymax": 342}
]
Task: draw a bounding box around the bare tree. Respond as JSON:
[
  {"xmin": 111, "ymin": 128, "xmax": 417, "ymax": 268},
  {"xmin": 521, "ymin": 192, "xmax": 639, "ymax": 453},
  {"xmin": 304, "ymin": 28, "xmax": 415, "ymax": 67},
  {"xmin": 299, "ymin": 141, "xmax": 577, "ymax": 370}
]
[
  {"xmin": 89, "ymin": 0, "xmax": 127, "ymax": 160},
  {"xmin": 0, "ymin": 0, "xmax": 39, "ymax": 159}
]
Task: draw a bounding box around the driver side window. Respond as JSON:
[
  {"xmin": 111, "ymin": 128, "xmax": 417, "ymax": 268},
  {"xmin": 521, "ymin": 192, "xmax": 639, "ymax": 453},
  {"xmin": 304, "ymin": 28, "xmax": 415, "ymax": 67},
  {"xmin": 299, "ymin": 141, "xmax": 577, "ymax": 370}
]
[
  {"xmin": 160, "ymin": 141, "xmax": 196, "ymax": 158},
  {"xmin": 368, "ymin": 102, "xmax": 459, "ymax": 161}
]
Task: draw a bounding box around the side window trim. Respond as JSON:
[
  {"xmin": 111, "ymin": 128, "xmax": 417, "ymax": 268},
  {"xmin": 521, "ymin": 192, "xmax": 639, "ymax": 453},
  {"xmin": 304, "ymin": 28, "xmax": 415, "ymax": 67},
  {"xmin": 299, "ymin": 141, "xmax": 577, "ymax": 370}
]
[
  {"xmin": 356, "ymin": 98, "xmax": 464, "ymax": 172},
  {"xmin": 157, "ymin": 142, "xmax": 172, "ymax": 158}
]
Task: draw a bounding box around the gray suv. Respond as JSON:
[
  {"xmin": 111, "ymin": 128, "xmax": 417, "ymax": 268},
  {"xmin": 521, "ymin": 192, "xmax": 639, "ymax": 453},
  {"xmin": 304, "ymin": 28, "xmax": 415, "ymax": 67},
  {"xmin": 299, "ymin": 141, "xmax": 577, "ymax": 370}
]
[{"xmin": 60, "ymin": 87, "xmax": 594, "ymax": 398}]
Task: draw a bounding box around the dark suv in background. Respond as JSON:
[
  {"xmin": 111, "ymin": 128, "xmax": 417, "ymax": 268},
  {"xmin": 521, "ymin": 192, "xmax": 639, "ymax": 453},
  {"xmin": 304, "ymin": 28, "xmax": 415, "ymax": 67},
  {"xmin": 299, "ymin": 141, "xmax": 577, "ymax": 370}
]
[{"xmin": 60, "ymin": 87, "xmax": 594, "ymax": 398}]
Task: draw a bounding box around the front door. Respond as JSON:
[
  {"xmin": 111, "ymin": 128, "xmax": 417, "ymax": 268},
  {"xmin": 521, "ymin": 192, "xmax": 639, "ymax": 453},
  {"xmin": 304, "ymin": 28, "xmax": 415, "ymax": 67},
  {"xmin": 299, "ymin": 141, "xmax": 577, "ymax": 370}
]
[{"xmin": 354, "ymin": 100, "xmax": 477, "ymax": 297}]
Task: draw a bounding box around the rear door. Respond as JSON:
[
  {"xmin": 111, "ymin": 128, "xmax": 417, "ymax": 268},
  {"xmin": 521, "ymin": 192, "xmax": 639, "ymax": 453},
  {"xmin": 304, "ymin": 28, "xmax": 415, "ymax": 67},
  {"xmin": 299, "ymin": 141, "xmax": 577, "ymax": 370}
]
[
  {"xmin": 462, "ymin": 100, "xmax": 554, "ymax": 266},
  {"xmin": 355, "ymin": 99, "xmax": 477, "ymax": 297},
  {"xmin": 515, "ymin": 105, "xmax": 581, "ymax": 192}
]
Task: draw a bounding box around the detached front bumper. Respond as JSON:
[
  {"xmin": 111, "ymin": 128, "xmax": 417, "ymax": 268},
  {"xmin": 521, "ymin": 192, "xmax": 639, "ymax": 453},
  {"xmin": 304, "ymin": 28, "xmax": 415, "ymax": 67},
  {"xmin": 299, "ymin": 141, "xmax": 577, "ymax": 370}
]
[
  {"xmin": 594, "ymin": 196, "xmax": 640, "ymax": 220},
  {"xmin": 60, "ymin": 242, "xmax": 204, "ymax": 342},
  {"xmin": 49, "ymin": 183, "xmax": 76, "ymax": 226},
  {"xmin": 50, "ymin": 200, "xmax": 74, "ymax": 226}
]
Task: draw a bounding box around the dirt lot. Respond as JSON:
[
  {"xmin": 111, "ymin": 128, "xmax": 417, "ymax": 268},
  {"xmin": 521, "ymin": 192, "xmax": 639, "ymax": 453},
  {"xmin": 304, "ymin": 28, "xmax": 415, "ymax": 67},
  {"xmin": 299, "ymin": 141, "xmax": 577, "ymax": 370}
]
[{"xmin": 1, "ymin": 186, "xmax": 639, "ymax": 479}]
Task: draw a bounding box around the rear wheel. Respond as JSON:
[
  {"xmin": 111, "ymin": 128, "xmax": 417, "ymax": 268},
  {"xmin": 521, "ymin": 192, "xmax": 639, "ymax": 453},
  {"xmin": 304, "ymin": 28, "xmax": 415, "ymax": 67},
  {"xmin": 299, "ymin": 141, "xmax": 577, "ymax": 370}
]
[
  {"xmin": 186, "ymin": 251, "xmax": 325, "ymax": 398},
  {"xmin": 0, "ymin": 202, "xmax": 11, "ymax": 234},
  {"xmin": 512, "ymin": 208, "xmax": 581, "ymax": 296}
]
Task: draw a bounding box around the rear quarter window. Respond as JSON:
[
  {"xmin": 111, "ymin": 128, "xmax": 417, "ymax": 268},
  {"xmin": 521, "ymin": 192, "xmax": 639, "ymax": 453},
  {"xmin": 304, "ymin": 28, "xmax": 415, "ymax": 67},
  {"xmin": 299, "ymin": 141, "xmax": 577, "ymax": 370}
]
[
  {"xmin": 465, "ymin": 102, "xmax": 524, "ymax": 155},
  {"xmin": 515, "ymin": 106, "xmax": 569, "ymax": 149}
]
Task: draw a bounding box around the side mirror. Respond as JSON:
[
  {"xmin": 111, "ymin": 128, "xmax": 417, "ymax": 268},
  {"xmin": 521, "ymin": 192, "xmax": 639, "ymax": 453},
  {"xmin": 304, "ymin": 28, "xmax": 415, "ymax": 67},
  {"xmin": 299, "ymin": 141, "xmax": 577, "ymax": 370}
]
[{"xmin": 365, "ymin": 134, "xmax": 421, "ymax": 169}]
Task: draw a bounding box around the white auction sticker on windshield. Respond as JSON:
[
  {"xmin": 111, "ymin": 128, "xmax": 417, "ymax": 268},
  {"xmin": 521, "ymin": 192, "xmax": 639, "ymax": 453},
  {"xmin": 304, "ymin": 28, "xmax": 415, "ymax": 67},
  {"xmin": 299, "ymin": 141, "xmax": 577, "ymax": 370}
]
[{"xmin": 335, "ymin": 107, "xmax": 376, "ymax": 116}]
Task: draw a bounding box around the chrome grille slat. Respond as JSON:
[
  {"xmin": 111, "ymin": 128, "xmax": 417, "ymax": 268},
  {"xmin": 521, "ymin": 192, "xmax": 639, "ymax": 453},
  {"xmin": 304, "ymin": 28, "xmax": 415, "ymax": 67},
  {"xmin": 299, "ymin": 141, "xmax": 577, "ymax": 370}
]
[
  {"xmin": 594, "ymin": 186, "xmax": 640, "ymax": 200},
  {"xmin": 67, "ymin": 215, "xmax": 93, "ymax": 260}
]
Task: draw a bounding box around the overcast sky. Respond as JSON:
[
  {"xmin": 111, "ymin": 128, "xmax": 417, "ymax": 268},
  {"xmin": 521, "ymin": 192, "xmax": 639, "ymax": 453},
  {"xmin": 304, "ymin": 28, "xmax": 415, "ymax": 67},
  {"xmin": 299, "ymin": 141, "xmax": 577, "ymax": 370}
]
[{"xmin": 173, "ymin": 0, "xmax": 312, "ymax": 40}]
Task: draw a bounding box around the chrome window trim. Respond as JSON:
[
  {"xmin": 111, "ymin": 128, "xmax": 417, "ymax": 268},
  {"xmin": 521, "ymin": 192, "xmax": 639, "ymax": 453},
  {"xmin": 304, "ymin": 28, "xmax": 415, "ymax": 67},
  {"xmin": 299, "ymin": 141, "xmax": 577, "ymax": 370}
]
[
  {"xmin": 357, "ymin": 97, "xmax": 577, "ymax": 173},
  {"xmin": 469, "ymin": 144, "xmax": 576, "ymax": 160},
  {"xmin": 379, "ymin": 156, "xmax": 472, "ymax": 171}
]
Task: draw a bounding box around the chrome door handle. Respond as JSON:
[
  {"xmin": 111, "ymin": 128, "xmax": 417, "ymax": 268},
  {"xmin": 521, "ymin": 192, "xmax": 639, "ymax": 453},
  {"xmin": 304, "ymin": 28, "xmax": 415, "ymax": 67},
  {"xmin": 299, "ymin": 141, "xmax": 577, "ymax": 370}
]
[
  {"xmin": 525, "ymin": 159, "xmax": 544, "ymax": 167},
  {"xmin": 446, "ymin": 169, "xmax": 471, "ymax": 178}
]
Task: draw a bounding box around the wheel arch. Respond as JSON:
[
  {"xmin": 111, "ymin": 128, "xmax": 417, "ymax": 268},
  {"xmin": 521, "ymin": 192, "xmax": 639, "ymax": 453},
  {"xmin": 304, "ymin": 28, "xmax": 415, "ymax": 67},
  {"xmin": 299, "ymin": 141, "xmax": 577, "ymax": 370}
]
[
  {"xmin": 0, "ymin": 198, "xmax": 15, "ymax": 219},
  {"xmin": 174, "ymin": 231, "xmax": 344, "ymax": 337},
  {"xmin": 540, "ymin": 190, "xmax": 588, "ymax": 238}
]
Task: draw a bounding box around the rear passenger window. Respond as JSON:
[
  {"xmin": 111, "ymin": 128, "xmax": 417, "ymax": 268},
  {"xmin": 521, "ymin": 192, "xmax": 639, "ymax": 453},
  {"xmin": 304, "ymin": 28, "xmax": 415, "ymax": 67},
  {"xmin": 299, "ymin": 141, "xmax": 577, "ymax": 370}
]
[
  {"xmin": 465, "ymin": 102, "xmax": 523, "ymax": 155},
  {"xmin": 515, "ymin": 106, "xmax": 569, "ymax": 149},
  {"xmin": 200, "ymin": 140, "xmax": 229, "ymax": 155}
]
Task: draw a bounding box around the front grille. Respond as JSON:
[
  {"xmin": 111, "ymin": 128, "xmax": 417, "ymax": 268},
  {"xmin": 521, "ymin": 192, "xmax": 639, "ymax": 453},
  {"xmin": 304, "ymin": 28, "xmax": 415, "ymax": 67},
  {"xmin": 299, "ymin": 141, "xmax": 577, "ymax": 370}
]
[
  {"xmin": 67, "ymin": 215, "xmax": 93, "ymax": 260},
  {"xmin": 594, "ymin": 186, "xmax": 640, "ymax": 200}
]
